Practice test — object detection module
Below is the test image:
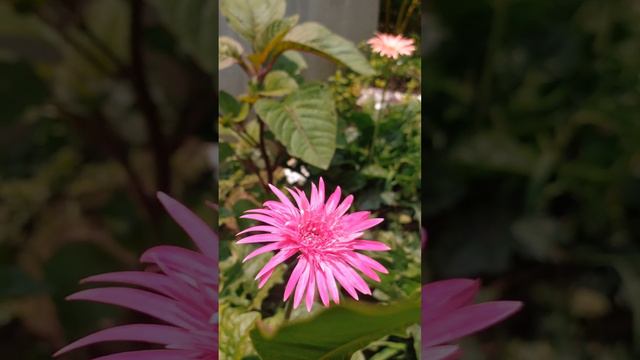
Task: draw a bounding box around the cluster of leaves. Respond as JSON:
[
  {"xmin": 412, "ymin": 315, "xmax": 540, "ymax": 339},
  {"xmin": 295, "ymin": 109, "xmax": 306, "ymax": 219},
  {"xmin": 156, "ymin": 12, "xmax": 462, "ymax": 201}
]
[
  {"xmin": 218, "ymin": 0, "xmax": 421, "ymax": 359},
  {"xmin": 0, "ymin": 0, "xmax": 216, "ymax": 358},
  {"xmin": 426, "ymin": 0, "xmax": 640, "ymax": 358}
]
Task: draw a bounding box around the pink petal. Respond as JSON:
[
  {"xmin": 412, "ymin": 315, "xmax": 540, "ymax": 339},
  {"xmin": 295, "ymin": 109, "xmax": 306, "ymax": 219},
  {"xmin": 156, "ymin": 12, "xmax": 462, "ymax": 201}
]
[
  {"xmin": 315, "ymin": 268, "xmax": 330, "ymax": 306},
  {"xmin": 268, "ymin": 184, "xmax": 297, "ymax": 212},
  {"xmin": 324, "ymin": 186, "xmax": 342, "ymax": 213},
  {"xmin": 293, "ymin": 262, "xmax": 311, "ymax": 309},
  {"xmin": 237, "ymin": 225, "xmax": 281, "ymax": 235},
  {"xmin": 284, "ymin": 257, "xmax": 307, "ymax": 301},
  {"xmin": 334, "ymin": 194, "xmax": 354, "ymax": 217},
  {"xmin": 66, "ymin": 288, "xmax": 194, "ymax": 329},
  {"xmin": 305, "ymin": 269, "xmax": 316, "ymax": 312},
  {"xmin": 423, "ymin": 301, "xmax": 522, "ymax": 348},
  {"xmin": 92, "ymin": 349, "xmax": 200, "ymax": 360},
  {"xmin": 156, "ymin": 192, "xmax": 217, "ymax": 260},
  {"xmin": 53, "ymin": 324, "xmax": 193, "ymax": 356},
  {"xmin": 423, "ymin": 279, "xmax": 479, "ymax": 322},
  {"xmin": 257, "ymin": 268, "xmax": 275, "ymax": 288},
  {"xmin": 255, "ymin": 248, "xmax": 297, "ymax": 279},
  {"xmin": 351, "ymin": 240, "xmax": 390, "ymax": 251},
  {"xmin": 236, "ymin": 233, "xmax": 284, "ymax": 244},
  {"xmin": 243, "ymin": 242, "xmax": 282, "ymax": 262}
]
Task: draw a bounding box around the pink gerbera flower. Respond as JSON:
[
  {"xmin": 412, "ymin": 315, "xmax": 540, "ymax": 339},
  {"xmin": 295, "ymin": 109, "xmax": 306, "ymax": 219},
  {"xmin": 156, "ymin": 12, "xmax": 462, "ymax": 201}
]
[
  {"xmin": 422, "ymin": 230, "xmax": 522, "ymax": 359},
  {"xmin": 54, "ymin": 192, "xmax": 218, "ymax": 360},
  {"xmin": 237, "ymin": 178, "xmax": 389, "ymax": 312},
  {"xmin": 367, "ymin": 32, "xmax": 416, "ymax": 59}
]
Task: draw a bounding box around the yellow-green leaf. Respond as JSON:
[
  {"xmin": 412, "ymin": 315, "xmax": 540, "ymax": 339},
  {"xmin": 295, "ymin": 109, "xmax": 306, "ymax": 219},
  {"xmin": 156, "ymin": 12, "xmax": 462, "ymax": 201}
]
[
  {"xmin": 259, "ymin": 70, "xmax": 298, "ymax": 97},
  {"xmin": 277, "ymin": 22, "xmax": 375, "ymax": 76},
  {"xmin": 220, "ymin": 0, "xmax": 285, "ymax": 43}
]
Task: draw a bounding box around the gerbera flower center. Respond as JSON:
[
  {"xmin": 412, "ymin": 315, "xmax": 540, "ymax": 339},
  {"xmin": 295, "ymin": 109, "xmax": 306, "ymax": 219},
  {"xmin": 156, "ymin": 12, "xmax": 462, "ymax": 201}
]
[{"xmin": 296, "ymin": 216, "xmax": 339, "ymax": 251}]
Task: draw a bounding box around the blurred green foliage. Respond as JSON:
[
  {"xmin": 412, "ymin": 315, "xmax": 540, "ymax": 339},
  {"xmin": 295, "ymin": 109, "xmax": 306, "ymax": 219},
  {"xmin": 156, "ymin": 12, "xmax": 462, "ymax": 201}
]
[
  {"xmin": 0, "ymin": 0, "xmax": 216, "ymax": 358},
  {"xmin": 425, "ymin": 0, "xmax": 640, "ymax": 358}
]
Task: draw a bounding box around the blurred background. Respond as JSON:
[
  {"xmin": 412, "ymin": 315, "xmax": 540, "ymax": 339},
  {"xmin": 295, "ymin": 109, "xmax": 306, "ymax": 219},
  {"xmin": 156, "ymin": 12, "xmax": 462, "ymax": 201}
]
[
  {"xmin": 425, "ymin": 0, "xmax": 640, "ymax": 359},
  {"xmin": 0, "ymin": 0, "xmax": 216, "ymax": 358}
]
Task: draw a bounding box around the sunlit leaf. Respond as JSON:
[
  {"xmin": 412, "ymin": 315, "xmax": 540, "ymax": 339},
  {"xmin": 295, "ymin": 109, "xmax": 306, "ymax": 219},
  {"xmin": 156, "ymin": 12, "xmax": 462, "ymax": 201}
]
[
  {"xmin": 255, "ymin": 84, "xmax": 337, "ymax": 169},
  {"xmin": 219, "ymin": 36, "xmax": 245, "ymax": 70},
  {"xmin": 259, "ymin": 70, "xmax": 298, "ymax": 97},
  {"xmin": 220, "ymin": 0, "xmax": 285, "ymax": 43},
  {"xmin": 275, "ymin": 22, "xmax": 375, "ymax": 76}
]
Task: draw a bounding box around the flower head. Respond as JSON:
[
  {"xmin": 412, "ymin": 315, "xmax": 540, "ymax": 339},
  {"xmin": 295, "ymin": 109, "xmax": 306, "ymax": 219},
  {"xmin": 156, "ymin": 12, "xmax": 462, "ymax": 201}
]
[
  {"xmin": 237, "ymin": 178, "xmax": 389, "ymax": 312},
  {"xmin": 55, "ymin": 192, "xmax": 218, "ymax": 360},
  {"xmin": 367, "ymin": 32, "xmax": 416, "ymax": 59}
]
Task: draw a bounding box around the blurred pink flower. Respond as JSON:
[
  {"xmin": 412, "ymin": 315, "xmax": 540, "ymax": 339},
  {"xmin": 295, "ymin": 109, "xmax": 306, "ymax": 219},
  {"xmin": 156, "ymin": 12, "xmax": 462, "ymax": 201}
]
[
  {"xmin": 367, "ymin": 32, "xmax": 416, "ymax": 59},
  {"xmin": 422, "ymin": 279, "xmax": 522, "ymax": 359},
  {"xmin": 54, "ymin": 192, "xmax": 218, "ymax": 360},
  {"xmin": 237, "ymin": 178, "xmax": 389, "ymax": 311}
]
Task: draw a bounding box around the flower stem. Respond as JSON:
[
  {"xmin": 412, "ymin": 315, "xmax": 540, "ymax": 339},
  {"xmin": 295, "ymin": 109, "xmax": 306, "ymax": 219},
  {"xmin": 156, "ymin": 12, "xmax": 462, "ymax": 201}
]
[{"xmin": 284, "ymin": 298, "xmax": 293, "ymax": 320}]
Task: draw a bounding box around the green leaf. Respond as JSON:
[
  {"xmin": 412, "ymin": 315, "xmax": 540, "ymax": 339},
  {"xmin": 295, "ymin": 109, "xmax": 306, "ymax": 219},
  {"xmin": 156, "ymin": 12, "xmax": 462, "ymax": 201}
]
[
  {"xmin": 254, "ymin": 15, "xmax": 299, "ymax": 54},
  {"xmin": 251, "ymin": 297, "xmax": 420, "ymax": 360},
  {"xmin": 219, "ymin": 36, "xmax": 245, "ymax": 70},
  {"xmin": 276, "ymin": 22, "xmax": 375, "ymax": 76},
  {"xmin": 273, "ymin": 51, "xmax": 308, "ymax": 75},
  {"xmin": 152, "ymin": 0, "xmax": 217, "ymax": 74},
  {"xmin": 219, "ymin": 90, "xmax": 241, "ymax": 116},
  {"xmin": 220, "ymin": 0, "xmax": 285, "ymax": 43},
  {"xmin": 259, "ymin": 70, "xmax": 298, "ymax": 97},
  {"xmin": 255, "ymin": 84, "xmax": 337, "ymax": 169}
]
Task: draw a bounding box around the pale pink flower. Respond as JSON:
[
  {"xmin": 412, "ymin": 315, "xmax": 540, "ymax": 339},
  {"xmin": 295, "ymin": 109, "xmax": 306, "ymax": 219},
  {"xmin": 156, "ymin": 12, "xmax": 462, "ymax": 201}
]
[
  {"xmin": 237, "ymin": 178, "xmax": 389, "ymax": 312},
  {"xmin": 367, "ymin": 32, "xmax": 416, "ymax": 59},
  {"xmin": 422, "ymin": 229, "xmax": 522, "ymax": 359},
  {"xmin": 54, "ymin": 192, "xmax": 218, "ymax": 360}
]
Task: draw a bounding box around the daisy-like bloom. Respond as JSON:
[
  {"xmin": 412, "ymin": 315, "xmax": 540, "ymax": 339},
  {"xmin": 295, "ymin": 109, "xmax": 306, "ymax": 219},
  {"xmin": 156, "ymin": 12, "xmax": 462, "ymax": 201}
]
[
  {"xmin": 54, "ymin": 192, "xmax": 218, "ymax": 360},
  {"xmin": 422, "ymin": 230, "xmax": 522, "ymax": 359},
  {"xmin": 237, "ymin": 178, "xmax": 389, "ymax": 312},
  {"xmin": 367, "ymin": 32, "xmax": 416, "ymax": 59}
]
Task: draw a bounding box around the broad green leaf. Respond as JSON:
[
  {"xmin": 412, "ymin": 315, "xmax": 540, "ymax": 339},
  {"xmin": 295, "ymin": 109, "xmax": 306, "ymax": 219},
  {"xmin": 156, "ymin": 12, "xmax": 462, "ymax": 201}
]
[
  {"xmin": 219, "ymin": 36, "xmax": 244, "ymax": 70},
  {"xmin": 153, "ymin": 0, "xmax": 217, "ymax": 74},
  {"xmin": 220, "ymin": 0, "xmax": 285, "ymax": 43},
  {"xmin": 259, "ymin": 70, "xmax": 298, "ymax": 97},
  {"xmin": 276, "ymin": 22, "xmax": 375, "ymax": 76},
  {"xmin": 251, "ymin": 297, "xmax": 420, "ymax": 360},
  {"xmin": 254, "ymin": 15, "xmax": 299, "ymax": 55},
  {"xmin": 255, "ymin": 84, "xmax": 337, "ymax": 169}
]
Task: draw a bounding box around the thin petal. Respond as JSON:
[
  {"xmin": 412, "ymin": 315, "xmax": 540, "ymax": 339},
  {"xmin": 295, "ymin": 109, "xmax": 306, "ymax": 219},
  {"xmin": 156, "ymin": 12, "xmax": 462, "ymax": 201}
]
[
  {"xmin": 53, "ymin": 324, "xmax": 193, "ymax": 356},
  {"xmin": 284, "ymin": 258, "xmax": 307, "ymax": 301},
  {"xmin": 156, "ymin": 192, "xmax": 217, "ymax": 260},
  {"xmin": 305, "ymin": 270, "xmax": 316, "ymax": 312},
  {"xmin": 423, "ymin": 301, "xmax": 522, "ymax": 347},
  {"xmin": 255, "ymin": 248, "xmax": 297, "ymax": 280}
]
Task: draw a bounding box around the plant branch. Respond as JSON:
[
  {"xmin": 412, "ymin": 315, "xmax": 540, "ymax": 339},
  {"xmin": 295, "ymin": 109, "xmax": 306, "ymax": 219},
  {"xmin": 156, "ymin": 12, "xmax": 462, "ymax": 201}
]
[
  {"xmin": 257, "ymin": 117, "xmax": 274, "ymax": 184},
  {"xmin": 36, "ymin": 11, "xmax": 112, "ymax": 75},
  {"xmin": 54, "ymin": 104, "xmax": 161, "ymax": 224},
  {"xmin": 129, "ymin": 0, "xmax": 171, "ymax": 192}
]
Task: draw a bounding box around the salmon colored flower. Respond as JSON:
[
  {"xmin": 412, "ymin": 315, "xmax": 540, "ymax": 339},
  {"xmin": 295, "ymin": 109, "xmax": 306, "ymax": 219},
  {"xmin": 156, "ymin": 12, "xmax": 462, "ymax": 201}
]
[
  {"xmin": 237, "ymin": 178, "xmax": 389, "ymax": 312},
  {"xmin": 54, "ymin": 192, "xmax": 218, "ymax": 360},
  {"xmin": 367, "ymin": 32, "xmax": 416, "ymax": 59}
]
